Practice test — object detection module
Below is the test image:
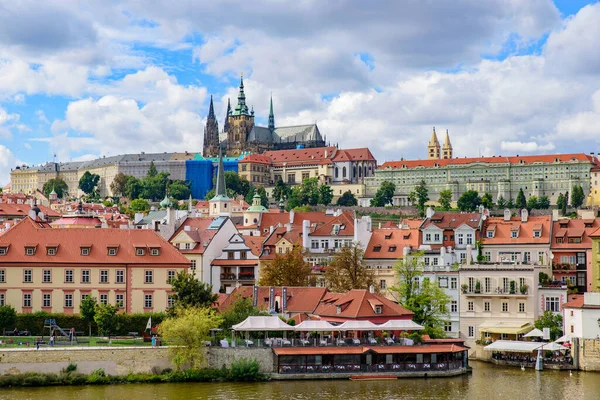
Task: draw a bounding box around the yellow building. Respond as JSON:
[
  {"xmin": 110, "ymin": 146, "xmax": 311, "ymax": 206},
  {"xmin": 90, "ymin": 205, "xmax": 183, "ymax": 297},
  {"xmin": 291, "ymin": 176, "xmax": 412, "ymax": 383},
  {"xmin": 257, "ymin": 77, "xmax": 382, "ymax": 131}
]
[{"xmin": 0, "ymin": 216, "xmax": 190, "ymax": 313}]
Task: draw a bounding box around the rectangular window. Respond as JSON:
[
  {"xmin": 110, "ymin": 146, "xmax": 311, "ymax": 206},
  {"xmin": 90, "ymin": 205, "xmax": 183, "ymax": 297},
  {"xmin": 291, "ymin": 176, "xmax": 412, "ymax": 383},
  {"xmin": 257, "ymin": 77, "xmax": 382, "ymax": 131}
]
[
  {"xmin": 100, "ymin": 270, "xmax": 109, "ymax": 283},
  {"xmin": 432, "ymin": 257, "xmax": 439, "ymax": 266},
  {"xmin": 311, "ymin": 240, "xmax": 319, "ymax": 249},
  {"xmin": 503, "ymin": 277, "xmax": 509, "ymax": 293},
  {"xmin": 23, "ymin": 293, "xmax": 32, "ymax": 307},
  {"xmin": 24, "ymin": 269, "xmax": 32, "ymax": 283},
  {"xmin": 43, "ymin": 293, "xmax": 51, "ymax": 307},
  {"xmin": 434, "ymin": 233, "xmax": 440, "ymax": 242},
  {"xmin": 457, "ymin": 233, "xmax": 464, "ymax": 245},
  {"xmin": 450, "ymin": 278, "xmax": 457, "ymax": 289},
  {"xmin": 502, "ymin": 302, "xmax": 508, "ymax": 312},
  {"xmin": 545, "ymin": 296, "xmax": 560, "ymax": 312},
  {"xmin": 150, "ymin": 248, "xmax": 160, "ymax": 256},
  {"xmin": 487, "ymin": 230, "xmax": 493, "ymax": 238},
  {"xmin": 0, "ymin": 293, "xmax": 4, "ymax": 306},
  {"xmin": 0, "ymin": 269, "xmax": 4, "ymax": 283},
  {"xmin": 468, "ymin": 301, "xmax": 474, "ymax": 312},
  {"xmin": 523, "ymin": 252, "xmax": 531, "ymax": 264},
  {"xmin": 145, "ymin": 270, "xmax": 153, "ymax": 284},
  {"xmin": 136, "ymin": 248, "xmax": 145, "ymax": 256},
  {"xmin": 100, "ymin": 294, "xmax": 108, "ymax": 305},
  {"xmin": 468, "ymin": 326, "xmax": 474, "ymax": 338},
  {"xmin": 227, "ymin": 251, "xmax": 235, "ymax": 259},
  {"xmin": 240, "ymin": 251, "xmax": 247, "ymax": 260},
  {"xmin": 81, "ymin": 247, "xmax": 90, "ymax": 256},
  {"xmin": 65, "ymin": 269, "xmax": 73, "ymax": 283},
  {"xmin": 468, "ymin": 277, "xmax": 475, "ymax": 292},
  {"xmin": 460, "ymin": 253, "xmax": 466, "ymax": 263},
  {"xmin": 81, "ymin": 270, "xmax": 90, "ymax": 283},
  {"xmin": 519, "ymin": 277, "xmax": 526, "ymax": 290},
  {"xmin": 144, "ymin": 294, "xmax": 153, "ymax": 308},
  {"xmin": 485, "ymin": 277, "xmax": 491, "ymax": 293},
  {"xmin": 167, "ymin": 294, "xmax": 175, "ymax": 309},
  {"xmin": 519, "ymin": 302, "xmax": 525, "ymax": 313},
  {"xmin": 425, "ymin": 233, "xmax": 431, "ymax": 242},
  {"xmin": 26, "ymin": 247, "xmax": 35, "ymax": 256},
  {"xmin": 64, "ymin": 294, "xmax": 73, "ymax": 308},
  {"xmin": 321, "ymin": 240, "xmax": 329, "ymax": 249},
  {"xmin": 484, "ymin": 301, "xmax": 490, "ymax": 312},
  {"xmin": 424, "ymin": 257, "xmax": 430, "ymax": 266},
  {"xmin": 466, "ymin": 233, "xmax": 473, "ymax": 245},
  {"xmin": 116, "ymin": 270, "xmax": 125, "ymax": 283},
  {"xmin": 438, "ymin": 278, "xmax": 448, "ymax": 288},
  {"xmin": 108, "ymin": 248, "xmax": 117, "ymax": 256},
  {"xmin": 484, "ymin": 251, "xmax": 491, "ymax": 262},
  {"xmin": 167, "ymin": 270, "xmax": 176, "ymax": 284},
  {"xmin": 116, "ymin": 294, "xmax": 124, "ymax": 308},
  {"xmin": 511, "ymin": 231, "xmax": 518, "ymax": 238},
  {"xmin": 379, "ymin": 279, "xmax": 386, "ymax": 289},
  {"xmin": 451, "ymin": 301, "xmax": 458, "ymax": 313},
  {"xmin": 47, "ymin": 247, "xmax": 56, "ymax": 256}
]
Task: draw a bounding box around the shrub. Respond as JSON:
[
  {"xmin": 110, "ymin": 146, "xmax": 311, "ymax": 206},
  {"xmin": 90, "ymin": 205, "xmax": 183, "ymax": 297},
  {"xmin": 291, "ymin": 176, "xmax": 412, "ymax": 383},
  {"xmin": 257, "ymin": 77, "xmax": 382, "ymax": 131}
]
[
  {"xmin": 229, "ymin": 358, "xmax": 263, "ymax": 382},
  {"xmin": 87, "ymin": 368, "xmax": 109, "ymax": 384},
  {"xmin": 62, "ymin": 363, "xmax": 77, "ymax": 373}
]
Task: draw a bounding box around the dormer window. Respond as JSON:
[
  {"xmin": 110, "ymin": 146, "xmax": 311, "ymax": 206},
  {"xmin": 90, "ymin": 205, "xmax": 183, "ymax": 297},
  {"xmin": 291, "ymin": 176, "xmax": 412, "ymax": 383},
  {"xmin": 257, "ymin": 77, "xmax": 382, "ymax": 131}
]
[
  {"xmin": 388, "ymin": 245, "xmax": 397, "ymax": 252},
  {"xmin": 373, "ymin": 245, "xmax": 382, "ymax": 253},
  {"xmin": 0, "ymin": 245, "xmax": 9, "ymax": 256},
  {"xmin": 336, "ymin": 306, "xmax": 342, "ymax": 314},
  {"xmin": 511, "ymin": 231, "xmax": 518, "ymax": 239},
  {"xmin": 107, "ymin": 247, "xmax": 118, "ymax": 256},
  {"xmin": 533, "ymin": 230, "xmax": 541, "ymax": 238},
  {"xmin": 47, "ymin": 247, "xmax": 57, "ymax": 256},
  {"xmin": 136, "ymin": 248, "xmax": 146, "ymax": 256},
  {"xmin": 150, "ymin": 248, "xmax": 160, "ymax": 256},
  {"xmin": 25, "ymin": 246, "xmax": 36, "ymax": 256},
  {"xmin": 556, "ymin": 237, "xmax": 564, "ymax": 244},
  {"xmin": 487, "ymin": 230, "xmax": 494, "ymax": 238},
  {"xmin": 375, "ymin": 305, "xmax": 383, "ymax": 314},
  {"xmin": 80, "ymin": 247, "xmax": 91, "ymax": 256},
  {"xmin": 384, "ymin": 233, "xmax": 392, "ymax": 240}
]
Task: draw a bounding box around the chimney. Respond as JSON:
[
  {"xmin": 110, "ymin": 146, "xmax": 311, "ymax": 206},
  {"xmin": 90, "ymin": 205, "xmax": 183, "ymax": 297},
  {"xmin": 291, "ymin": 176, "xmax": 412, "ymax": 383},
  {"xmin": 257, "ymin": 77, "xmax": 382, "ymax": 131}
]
[
  {"xmin": 302, "ymin": 220, "xmax": 310, "ymax": 249},
  {"xmin": 503, "ymin": 209, "xmax": 511, "ymax": 222},
  {"xmin": 289, "ymin": 209, "xmax": 295, "ymax": 224},
  {"xmin": 425, "ymin": 206, "xmax": 435, "ymax": 219},
  {"xmin": 285, "ymin": 223, "xmax": 292, "ymax": 232},
  {"xmin": 369, "ymin": 285, "xmax": 375, "ymax": 294},
  {"xmin": 552, "ymin": 209, "xmax": 560, "ymax": 221},
  {"xmin": 378, "ymin": 222, "xmax": 382, "ymax": 229},
  {"xmin": 324, "ymin": 150, "xmax": 328, "ymax": 158},
  {"xmin": 403, "ymin": 246, "xmax": 411, "ymax": 257},
  {"xmin": 269, "ymin": 225, "xmax": 275, "ymax": 235},
  {"xmin": 521, "ymin": 208, "xmax": 528, "ymax": 223}
]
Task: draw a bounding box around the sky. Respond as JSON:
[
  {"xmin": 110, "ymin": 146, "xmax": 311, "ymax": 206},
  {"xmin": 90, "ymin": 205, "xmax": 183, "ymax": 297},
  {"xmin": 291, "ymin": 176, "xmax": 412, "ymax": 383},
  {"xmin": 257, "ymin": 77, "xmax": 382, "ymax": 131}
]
[{"xmin": 1, "ymin": 0, "xmax": 600, "ymax": 185}]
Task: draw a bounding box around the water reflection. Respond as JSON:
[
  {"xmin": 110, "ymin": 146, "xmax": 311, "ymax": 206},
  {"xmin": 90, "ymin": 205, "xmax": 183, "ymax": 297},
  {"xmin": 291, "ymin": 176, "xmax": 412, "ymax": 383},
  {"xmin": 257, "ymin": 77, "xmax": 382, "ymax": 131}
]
[{"xmin": 0, "ymin": 362, "xmax": 598, "ymax": 400}]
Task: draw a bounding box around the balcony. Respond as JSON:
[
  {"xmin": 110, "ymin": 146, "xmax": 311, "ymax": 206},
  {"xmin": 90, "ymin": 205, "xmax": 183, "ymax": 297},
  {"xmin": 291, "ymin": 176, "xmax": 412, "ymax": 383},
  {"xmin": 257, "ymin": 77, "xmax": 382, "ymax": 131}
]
[
  {"xmin": 462, "ymin": 287, "xmax": 529, "ymax": 297},
  {"xmin": 552, "ymin": 263, "xmax": 585, "ymax": 272},
  {"xmin": 238, "ymin": 273, "xmax": 255, "ymax": 281},
  {"xmin": 220, "ymin": 273, "xmax": 237, "ymax": 280}
]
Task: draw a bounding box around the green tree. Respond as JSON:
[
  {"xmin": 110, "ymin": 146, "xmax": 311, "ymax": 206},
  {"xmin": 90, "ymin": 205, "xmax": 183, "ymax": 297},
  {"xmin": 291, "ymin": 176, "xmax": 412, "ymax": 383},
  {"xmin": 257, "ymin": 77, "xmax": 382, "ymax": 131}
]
[
  {"xmin": 299, "ymin": 177, "xmax": 321, "ymax": 206},
  {"xmin": 480, "ymin": 192, "xmax": 494, "ymax": 209},
  {"xmin": 220, "ymin": 296, "xmax": 269, "ymax": 330},
  {"xmin": 438, "ymin": 189, "xmax": 452, "ymax": 211},
  {"xmin": 515, "ymin": 188, "xmax": 526, "ymax": 209},
  {"xmin": 123, "ymin": 176, "xmax": 142, "ymax": 200},
  {"xmin": 42, "ymin": 178, "xmax": 69, "ymax": 199},
  {"xmin": 557, "ymin": 193, "xmax": 566, "ymax": 216},
  {"xmin": 534, "ymin": 310, "xmax": 563, "ymax": 341},
  {"xmin": 0, "ymin": 305, "xmax": 17, "ymax": 334},
  {"xmin": 169, "ymin": 180, "xmax": 191, "ymax": 200},
  {"xmin": 141, "ymin": 171, "xmax": 170, "ymax": 201},
  {"xmin": 147, "ymin": 161, "xmax": 158, "ymax": 177},
  {"xmin": 409, "ymin": 179, "xmax": 429, "ymax": 217},
  {"xmin": 537, "ymin": 195, "xmax": 550, "ymax": 209},
  {"xmin": 370, "ymin": 181, "xmax": 395, "ymax": 207},
  {"xmin": 324, "ymin": 244, "xmax": 375, "ymax": 292},
  {"xmin": 506, "ymin": 197, "xmax": 515, "ymax": 209},
  {"xmin": 390, "ymin": 253, "xmax": 451, "ymax": 338},
  {"xmin": 256, "ymin": 187, "xmax": 269, "ymax": 208},
  {"xmin": 78, "ymin": 171, "xmax": 100, "ymax": 195},
  {"xmin": 496, "ymin": 195, "xmax": 507, "ymax": 209},
  {"xmin": 80, "ymin": 296, "xmax": 97, "ymax": 337},
  {"xmin": 527, "ymin": 196, "xmax": 538, "ymax": 210},
  {"xmin": 457, "ymin": 190, "xmax": 481, "ymax": 212},
  {"xmin": 158, "ymin": 307, "xmax": 223, "ymax": 370},
  {"xmin": 244, "ymin": 185, "xmax": 256, "ymax": 205},
  {"xmin": 170, "ymin": 271, "xmax": 218, "ymax": 312},
  {"xmin": 130, "ymin": 198, "xmax": 150, "ymax": 213},
  {"xmin": 94, "ymin": 303, "xmax": 119, "ymax": 337},
  {"xmin": 259, "ymin": 245, "xmax": 312, "ymax": 287},
  {"xmin": 272, "ymin": 177, "xmax": 291, "ymax": 202},
  {"xmin": 571, "ymin": 184, "xmax": 585, "ymax": 208},
  {"xmin": 110, "ymin": 173, "xmax": 129, "ymax": 197},
  {"xmin": 319, "ymin": 184, "xmax": 334, "ymax": 205},
  {"xmin": 204, "ymin": 189, "xmax": 216, "ymax": 200},
  {"xmin": 337, "ymin": 190, "xmax": 358, "ymax": 206}
]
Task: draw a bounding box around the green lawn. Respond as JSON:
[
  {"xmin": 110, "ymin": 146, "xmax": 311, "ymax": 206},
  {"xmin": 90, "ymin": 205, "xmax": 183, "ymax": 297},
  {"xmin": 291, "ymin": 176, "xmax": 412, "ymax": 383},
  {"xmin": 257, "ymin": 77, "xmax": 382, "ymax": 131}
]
[{"xmin": 0, "ymin": 336, "xmax": 157, "ymax": 348}]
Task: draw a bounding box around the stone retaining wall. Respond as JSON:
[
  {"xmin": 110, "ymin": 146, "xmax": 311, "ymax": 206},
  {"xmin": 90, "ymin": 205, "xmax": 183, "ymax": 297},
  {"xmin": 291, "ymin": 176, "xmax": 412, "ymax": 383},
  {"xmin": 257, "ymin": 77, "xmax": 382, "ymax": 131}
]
[
  {"xmin": 205, "ymin": 347, "xmax": 275, "ymax": 373},
  {"xmin": 579, "ymin": 339, "xmax": 600, "ymax": 371}
]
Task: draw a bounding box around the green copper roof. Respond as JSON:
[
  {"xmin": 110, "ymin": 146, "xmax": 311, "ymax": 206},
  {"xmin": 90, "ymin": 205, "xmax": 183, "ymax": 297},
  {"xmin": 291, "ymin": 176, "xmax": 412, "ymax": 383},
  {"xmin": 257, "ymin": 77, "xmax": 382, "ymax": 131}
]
[
  {"xmin": 160, "ymin": 193, "xmax": 173, "ymax": 208},
  {"xmin": 246, "ymin": 193, "xmax": 268, "ymax": 212},
  {"xmin": 231, "ymin": 75, "xmax": 250, "ymax": 116}
]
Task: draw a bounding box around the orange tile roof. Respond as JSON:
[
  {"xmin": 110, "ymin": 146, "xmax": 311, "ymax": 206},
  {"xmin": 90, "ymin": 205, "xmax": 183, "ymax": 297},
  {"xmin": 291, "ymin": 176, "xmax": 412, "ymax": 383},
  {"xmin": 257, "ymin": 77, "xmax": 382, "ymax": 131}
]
[
  {"xmin": 244, "ymin": 235, "xmax": 265, "ymax": 257},
  {"xmin": 481, "ymin": 216, "xmax": 551, "ymax": 245},
  {"xmin": 331, "ymin": 148, "xmax": 376, "ymax": 162},
  {"xmin": 0, "ymin": 203, "xmax": 60, "ymax": 218},
  {"xmin": 380, "ymin": 153, "xmax": 594, "ymax": 170},
  {"xmin": 314, "ymin": 290, "xmax": 413, "ymax": 319},
  {"xmin": 309, "ymin": 212, "xmax": 355, "ymax": 237},
  {"xmin": 265, "ymin": 146, "xmax": 337, "ymax": 167},
  {"xmin": 169, "ymin": 218, "xmax": 218, "ymax": 254},
  {"xmin": 239, "ymin": 154, "xmax": 272, "ymax": 165},
  {"xmin": 364, "ymin": 228, "xmax": 420, "ymax": 259},
  {"xmin": 562, "ymin": 296, "xmax": 584, "ymax": 308},
  {"xmin": 422, "ymin": 212, "xmax": 481, "ymax": 230},
  {"xmin": 218, "ymin": 286, "xmax": 329, "ymax": 314},
  {"xmin": 0, "ymin": 217, "xmax": 190, "ymax": 265}
]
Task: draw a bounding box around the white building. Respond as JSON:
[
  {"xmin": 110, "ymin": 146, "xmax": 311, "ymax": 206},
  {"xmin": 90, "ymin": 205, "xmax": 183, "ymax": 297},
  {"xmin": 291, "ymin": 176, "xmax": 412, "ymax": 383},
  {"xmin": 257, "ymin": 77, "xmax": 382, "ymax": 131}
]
[{"xmin": 563, "ymin": 292, "xmax": 600, "ymax": 339}]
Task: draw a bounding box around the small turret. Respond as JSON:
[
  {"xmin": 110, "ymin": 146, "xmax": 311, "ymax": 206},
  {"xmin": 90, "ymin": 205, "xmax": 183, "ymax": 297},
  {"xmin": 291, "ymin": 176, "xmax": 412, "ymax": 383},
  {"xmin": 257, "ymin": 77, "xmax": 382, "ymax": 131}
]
[
  {"xmin": 428, "ymin": 127, "xmax": 441, "ymax": 160},
  {"xmin": 268, "ymin": 94, "xmax": 275, "ymax": 133},
  {"xmin": 442, "ymin": 129, "xmax": 453, "ymax": 159}
]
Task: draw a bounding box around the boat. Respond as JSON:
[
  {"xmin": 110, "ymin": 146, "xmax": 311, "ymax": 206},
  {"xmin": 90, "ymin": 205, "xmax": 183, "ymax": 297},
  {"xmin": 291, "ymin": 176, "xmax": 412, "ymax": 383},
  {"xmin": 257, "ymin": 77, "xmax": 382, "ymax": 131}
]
[{"xmin": 349, "ymin": 375, "xmax": 398, "ymax": 381}]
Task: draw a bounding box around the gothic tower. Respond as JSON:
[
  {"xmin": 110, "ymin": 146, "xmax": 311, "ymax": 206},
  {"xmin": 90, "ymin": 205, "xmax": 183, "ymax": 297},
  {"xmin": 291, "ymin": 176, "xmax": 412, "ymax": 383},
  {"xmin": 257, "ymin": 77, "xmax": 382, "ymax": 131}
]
[
  {"xmin": 442, "ymin": 129, "xmax": 453, "ymax": 159},
  {"xmin": 226, "ymin": 75, "xmax": 255, "ymax": 157},
  {"xmin": 268, "ymin": 94, "xmax": 275, "ymax": 134},
  {"xmin": 203, "ymin": 96, "xmax": 220, "ymax": 157},
  {"xmin": 223, "ymin": 98, "xmax": 231, "ymax": 134},
  {"xmin": 428, "ymin": 127, "xmax": 441, "ymax": 160}
]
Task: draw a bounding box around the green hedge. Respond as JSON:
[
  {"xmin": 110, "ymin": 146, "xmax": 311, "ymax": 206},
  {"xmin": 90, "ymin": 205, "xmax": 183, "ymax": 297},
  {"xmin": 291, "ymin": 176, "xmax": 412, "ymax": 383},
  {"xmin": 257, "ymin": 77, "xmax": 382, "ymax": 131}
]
[{"xmin": 8, "ymin": 312, "xmax": 167, "ymax": 336}]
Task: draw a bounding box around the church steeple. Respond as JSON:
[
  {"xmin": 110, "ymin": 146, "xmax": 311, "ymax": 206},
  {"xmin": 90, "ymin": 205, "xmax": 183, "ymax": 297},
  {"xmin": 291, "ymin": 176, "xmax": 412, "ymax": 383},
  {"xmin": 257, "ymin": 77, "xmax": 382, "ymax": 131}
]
[
  {"xmin": 442, "ymin": 129, "xmax": 453, "ymax": 159},
  {"xmin": 223, "ymin": 98, "xmax": 231, "ymax": 133},
  {"xmin": 428, "ymin": 127, "xmax": 441, "ymax": 160},
  {"xmin": 232, "ymin": 74, "xmax": 249, "ymax": 116},
  {"xmin": 213, "ymin": 150, "xmax": 228, "ymax": 200},
  {"xmin": 268, "ymin": 94, "xmax": 275, "ymax": 133},
  {"xmin": 203, "ymin": 95, "xmax": 220, "ymax": 158}
]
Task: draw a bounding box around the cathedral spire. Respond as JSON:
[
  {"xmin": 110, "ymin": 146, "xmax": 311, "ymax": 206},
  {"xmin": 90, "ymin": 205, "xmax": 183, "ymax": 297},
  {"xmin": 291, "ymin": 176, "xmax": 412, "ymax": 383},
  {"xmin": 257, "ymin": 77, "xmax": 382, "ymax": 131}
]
[
  {"xmin": 428, "ymin": 127, "xmax": 441, "ymax": 160},
  {"xmin": 268, "ymin": 94, "xmax": 275, "ymax": 133},
  {"xmin": 224, "ymin": 98, "xmax": 231, "ymax": 133},
  {"xmin": 442, "ymin": 129, "xmax": 453, "ymax": 159},
  {"xmin": 208, "ymin": 95, "xmax": 215, "ymax": 119},
  {"xmin": 233, "ymin": 74, "xmax": 249, "ymax": 115},
  {"xmin": 213, "ymin": 150, "xmax": 228, "ymax": 200}
]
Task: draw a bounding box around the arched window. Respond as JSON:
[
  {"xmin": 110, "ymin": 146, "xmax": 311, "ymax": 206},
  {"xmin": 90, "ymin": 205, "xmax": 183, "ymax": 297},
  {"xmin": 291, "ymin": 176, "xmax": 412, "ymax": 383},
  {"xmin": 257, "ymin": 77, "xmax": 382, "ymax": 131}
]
[
  {"xmin": 335, "ymin": 167, "xmax": 339, "ymax": 178},
  {"xmin": 359, "ymin": 166, "xmax": 362, "ymax": 177},
  {"xmin": 353, "ymin": 166, "xmax": 356, "ymax": 178},
  {"xmin": 343, "ymin": 167, "xmax": 347, "ymax": 178}
]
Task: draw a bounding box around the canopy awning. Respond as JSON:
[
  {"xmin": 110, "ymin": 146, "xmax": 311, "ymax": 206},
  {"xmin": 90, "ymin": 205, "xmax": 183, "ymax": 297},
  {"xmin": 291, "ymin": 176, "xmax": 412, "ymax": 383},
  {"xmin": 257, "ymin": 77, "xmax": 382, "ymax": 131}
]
[
  {"xmin": 232, "ymin": 316, "xmax": 295, "ymax": 331},
  {"xmin": 484, "ymin": 340, "xmax": 542, "ymax": 353},
  {"xmin": 378, "ymin": 320, "xmax": 424, "ymax": 331},
  {"xmin": 338, "ymin": 320, "xmax": 379, "ymax": 331},
  {"xmin": 539, "ymin": 342, "xmax": 569, "ymax": 352},
  {"xmin": 523, "ymin": 328, "xmax": 544, "ymax": 338},
  {"xmin": 478, "ymin": 321, "xmax": 533, "ymax": 335},
  {"xmin": 555, "ymin": 334, "xmax": 572, "ymax": 343},
  {"xmin": 294, "ymin": 320, "xmax": 337, "ymax": 332}
]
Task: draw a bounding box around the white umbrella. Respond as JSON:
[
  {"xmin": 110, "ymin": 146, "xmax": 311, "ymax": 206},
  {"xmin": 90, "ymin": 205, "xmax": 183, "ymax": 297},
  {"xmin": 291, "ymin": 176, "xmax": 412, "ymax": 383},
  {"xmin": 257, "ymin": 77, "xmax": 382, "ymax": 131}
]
[
  {"xmin": 524, "ymin": 328, "xmax": 544, "ymax": 338},
  {"xmin": 537, "ymin": 342, "xmax": 568, "ymax": 352},
  {"xmin": 555, "ymin": 334, "xmax": 572, "ymax": 343}
]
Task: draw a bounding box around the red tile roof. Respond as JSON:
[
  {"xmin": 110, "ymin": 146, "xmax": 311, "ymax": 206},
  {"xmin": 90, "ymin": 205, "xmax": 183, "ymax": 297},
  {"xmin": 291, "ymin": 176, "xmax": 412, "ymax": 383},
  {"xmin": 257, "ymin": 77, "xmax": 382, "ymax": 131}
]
[
  {"xmin": 239, "ymin": 154, "xmax": 272, "ymax": 165},
  {"xmin": 331, "ymin": 148, "xmax": 376, "ymax": 162},
  {"xmin": 265, "ymin": 146, "xmax": 337, "ymax": 167},
  {"xmin": 422, "ymin": 212, "xmax": 481, "ymax": 230},
  {"xmin": 364, "ymin": 227, "xmax": 420, "ymax": 259},
  {"xmin": 218, "ymin": 286, "xmax": 329, "ymax": 314},
  {"xmin": 481, "ymin": 216, "xmax": 551, "ymax": 245},
  {"xmin": 310, "ymin": 212, "xmax": 355, "ymax": 237},
  {"xmin": 314, "ymin": 290, "xmax": 413, "ymax": 320},
  {"xmin": 169, "ymin": 218, "xmax": 218, "ymax": 254},
  {"xmin": 0, "ymin": 203, "xmax": 60, "ymax": 218},
  {"xmin": 244, "ymin": 235, "xmax": 266, "ymax": 257},
  {"xmin": 380, "ymin": 153, "xmax": 594, "ymax": 170},
  {"xmin": 0, "ymin": 217, "xmax": 190, "ymax": 265}
]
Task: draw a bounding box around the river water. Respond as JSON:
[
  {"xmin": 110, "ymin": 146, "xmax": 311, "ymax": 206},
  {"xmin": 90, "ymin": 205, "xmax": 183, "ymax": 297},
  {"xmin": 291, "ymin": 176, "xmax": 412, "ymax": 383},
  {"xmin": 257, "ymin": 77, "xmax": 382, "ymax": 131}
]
[{"xmin": 1, "ymin": 362, "xmax": 598, "ymax": 400}]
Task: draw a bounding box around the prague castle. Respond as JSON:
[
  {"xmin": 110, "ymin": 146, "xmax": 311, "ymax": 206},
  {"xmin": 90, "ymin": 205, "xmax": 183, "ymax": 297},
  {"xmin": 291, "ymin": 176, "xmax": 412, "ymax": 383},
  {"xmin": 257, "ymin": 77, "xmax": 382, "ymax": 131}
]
[{"xmin": 203, "ymin": 76, "xmax": 326, "ymax": 158}]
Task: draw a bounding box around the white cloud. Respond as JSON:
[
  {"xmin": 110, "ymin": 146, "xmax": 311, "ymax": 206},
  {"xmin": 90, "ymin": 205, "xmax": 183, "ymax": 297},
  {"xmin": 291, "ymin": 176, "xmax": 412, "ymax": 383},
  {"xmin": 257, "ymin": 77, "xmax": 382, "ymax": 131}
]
[
  {"xmin": 0, "ymin": 106, "xmax": 21, "ymax": 139},
  {"xmin": 0, "ymin": 145, "xmax": 19, "ymax": 186},
  {"xmin": 500, "ymin": 141, "xmax": 556, "ymax": 152}
]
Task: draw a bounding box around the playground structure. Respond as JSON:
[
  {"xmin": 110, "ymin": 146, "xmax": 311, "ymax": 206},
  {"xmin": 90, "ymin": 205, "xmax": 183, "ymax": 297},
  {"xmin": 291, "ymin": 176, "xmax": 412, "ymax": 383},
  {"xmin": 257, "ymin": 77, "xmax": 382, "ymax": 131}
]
[{"xmin": 43, "ymin": 319, "xmax": 77, "ymax": 344}]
